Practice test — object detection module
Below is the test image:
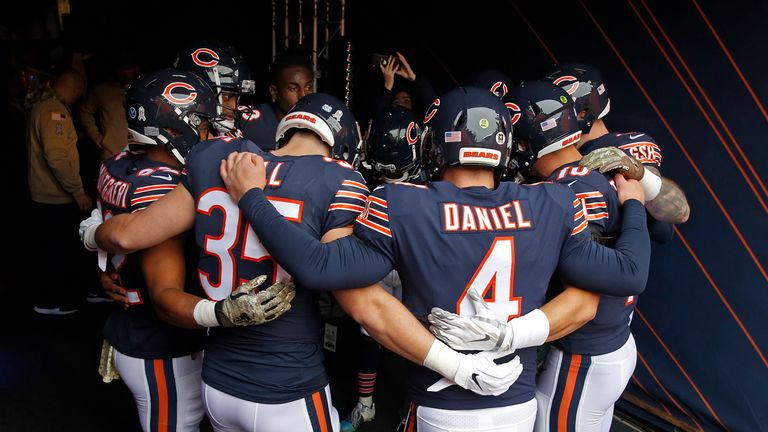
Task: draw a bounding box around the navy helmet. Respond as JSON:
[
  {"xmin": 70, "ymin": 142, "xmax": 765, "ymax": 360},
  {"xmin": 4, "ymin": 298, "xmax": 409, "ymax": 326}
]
[
  {"xmin": 275, "ymin": 93, "xmax": 360, "ymax": 164},
  {"xmin": 467, "ymin": 69, "xmax": 514, "ymax": 98},
  {"xmin": 503, "ymin": 81, "xmax": 581, "ymax": 176},
  {"xmin": 364, "ymin": 105, "xmax": 422, "ymax": 183},
  {"xmin": 174, "ymin": 40, "xmax": 255, "ymax": 96},
  {"xmin": 421, "ymin": 87, "xmax": 512, "ymax": 180},
  {"xmin": 544, "ymin": 62, "xmax": 609, "ymax": 134},
  {"xmin": 125, "ymin": 68, "xmax": 218, "ymax": 164}
]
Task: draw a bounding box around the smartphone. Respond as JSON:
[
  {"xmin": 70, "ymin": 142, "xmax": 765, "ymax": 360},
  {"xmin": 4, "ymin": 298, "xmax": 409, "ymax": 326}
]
[{"xmin": 372, "ymin": 53, "xmax": 399, "ymax": 68}]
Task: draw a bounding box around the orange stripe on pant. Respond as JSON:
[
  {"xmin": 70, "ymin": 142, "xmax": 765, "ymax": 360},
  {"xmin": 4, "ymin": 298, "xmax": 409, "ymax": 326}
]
[
  {"xmin": 557, "ymin": 354, "xmax": 582, "ymax": 432},
  {"xmin": 311, "ymin": 391, "xmax": 329, "ymax": 432},
  {"xmin": 153, "ymin": 359, "xmax": 169, "ymax": 432}
]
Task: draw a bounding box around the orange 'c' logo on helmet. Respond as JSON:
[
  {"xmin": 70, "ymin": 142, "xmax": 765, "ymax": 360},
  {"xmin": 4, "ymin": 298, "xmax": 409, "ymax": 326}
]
[
  {"xmin": 191, "ymin": 48, "xmax": 220, "ymax": 67},
  {"xmin": 162, "ymin": 82, "xmax": 198, "ymax": 105}
]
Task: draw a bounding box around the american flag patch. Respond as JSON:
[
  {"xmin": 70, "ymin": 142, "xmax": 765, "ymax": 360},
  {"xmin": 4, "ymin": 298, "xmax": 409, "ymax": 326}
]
[
  {"xmin": 51, "ymin": 112, "xmax": 66, "ymax": 121},
  {"xmin": 540, "ymin": 118, "xmax": 557, "ymax": 131},
  {"xmin": 445, "ymin": 131, "xmax": 461, "ymax": 142}
]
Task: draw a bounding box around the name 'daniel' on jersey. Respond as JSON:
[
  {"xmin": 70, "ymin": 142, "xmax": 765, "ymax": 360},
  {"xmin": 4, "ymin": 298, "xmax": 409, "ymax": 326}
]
[{"xmin": 442, "ymin": 200, "xmax": 533, "ymax": 233}]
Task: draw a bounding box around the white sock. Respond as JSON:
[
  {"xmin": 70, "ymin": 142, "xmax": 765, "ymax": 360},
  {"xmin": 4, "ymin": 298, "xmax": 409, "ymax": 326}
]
[{"xmin": 359, "ymin": 396, "xmax": 373, "ymax": 407}]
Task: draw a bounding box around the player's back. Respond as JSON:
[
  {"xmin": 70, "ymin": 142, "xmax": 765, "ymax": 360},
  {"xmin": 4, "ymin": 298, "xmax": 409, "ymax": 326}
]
[
  {"xmin": 97, "ymin": 152, "xmax": 205, "ymax": 359},
  {"xmin": 355, "ymin": 179, "xmax": 585, "ymax": 410},
  {"xmin": 183, "ymin": 136, "xmax": 368, "ymax": 403},
  {"xmin": 547, "ymin": 162, "xmax": 636, "ymax": 355}
]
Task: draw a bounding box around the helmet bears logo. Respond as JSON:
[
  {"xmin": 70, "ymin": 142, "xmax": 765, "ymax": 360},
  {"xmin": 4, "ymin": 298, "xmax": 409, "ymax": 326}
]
[
  {"xmin": 162, "ymin": 82, "xmax": 198, "ymax": 105},
  {"xmin": 553, "ymin": 75, "xmax": 579, "ymax": 95},
  {"xmin": 191, "ymin": 48, "xmax": 220, "ymax": 67}
]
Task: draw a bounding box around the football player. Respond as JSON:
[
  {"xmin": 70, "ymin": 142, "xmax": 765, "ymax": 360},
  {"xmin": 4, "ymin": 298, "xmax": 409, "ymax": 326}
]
[
  {"xmin": 81, "ymin": 92, "xmax": 521, "ymax": 432},
  {"xmin": 80, "ymin": 69, "xmax": 293, "ymax": 432},
  {"xmin": 545, "ymin": 62, "xmax": 689, "ymax": 225},
  {"xmin": 218, "ymin": 87, "xmax": 653, "ymax": 432}
]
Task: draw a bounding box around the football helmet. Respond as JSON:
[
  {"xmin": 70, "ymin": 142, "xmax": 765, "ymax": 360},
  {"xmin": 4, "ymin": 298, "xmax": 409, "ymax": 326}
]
[
  {"xmin": 174, "ymin": 41, "xmax": 255, "ymax": 133},
  {"xmin": 275, "ymin": 92, "xmax": 360, "ymax": 164},
  {"xmin": 421, "ymin": 87, "xmax": 512, "ymax": 180},
  {"xmin": 544, "ymin": 62, "xmax": 609, "ymax": 134},
  {"xmin": 364, "ymin": 105, "xmax": 422, "ymax": 183},
  {"xmin": 125, "ymin": 68, "xmax": 218, "ymax": 163},
  {"xmin": 503, "ymin": 81, "xmax": 581, "ymax": 176},
  {"xmin": 467, "ymin": 69, "xmax": 514, "ymax": 98}
]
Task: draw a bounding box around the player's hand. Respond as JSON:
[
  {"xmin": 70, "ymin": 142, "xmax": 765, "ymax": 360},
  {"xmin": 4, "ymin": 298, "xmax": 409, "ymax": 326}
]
[
  {"xmin": 615, "ymin": 174, "xmax": 645, "ymax": 205},
  {"xmin": 579, "ymin": 147, "xmax": 644, "ymax": 181},
  {"xmin": 99, "ymin": 269, "xmax": 129, "ymax": 310},
  {"xmin": 220, "ymin": 151, "xmax": 267, "ymax": 203},
  {"xmin": 79, "ymin": 208, "xmax": 103, "ymax": 251},
  {"xmin": 428, "ymin": 289, "xmax": 513, "ymax": 352},
  {"xmin": 214, "ymin": 275, "xmax": 296, "ymax": 327},
  {"xmin": 454, "ymin": 350, "xmax": 523, "ymax": 396}
]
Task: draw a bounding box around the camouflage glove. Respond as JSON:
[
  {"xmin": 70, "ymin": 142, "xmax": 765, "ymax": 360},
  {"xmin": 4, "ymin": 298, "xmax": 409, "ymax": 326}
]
[
  {"xmin": 580, "ymin": 147, "xmax": 645, "ymax": 181},
  {"xmin": 215, "ymin": 276, "xmax": 296, "ymax": 327}
]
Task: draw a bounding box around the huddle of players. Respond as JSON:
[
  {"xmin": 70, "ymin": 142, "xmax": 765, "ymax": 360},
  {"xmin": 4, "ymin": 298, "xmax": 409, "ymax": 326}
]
[{"xmin": 79, "ymin": 39, "xmax": 687, "ymax": 432}]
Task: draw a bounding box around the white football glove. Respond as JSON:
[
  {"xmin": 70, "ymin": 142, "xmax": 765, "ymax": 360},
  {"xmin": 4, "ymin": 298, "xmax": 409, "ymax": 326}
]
[
  {"xmin": 79, "ymin": 208, "xmax": 103, "ymax": 252},
  {"xmin": 214, "ymin": 276, "xmax": 296, "ymax": 327},
  {"xmin": 454, "ymin": 350, "xmax": 523, "ymax": 396},
  {"xmin": 579, "ymin": 147, "xmax": 645, "ymax": 181},
  {"xmin": 428, "ymin": 289, "xmax": 514, "ymax": 352}
]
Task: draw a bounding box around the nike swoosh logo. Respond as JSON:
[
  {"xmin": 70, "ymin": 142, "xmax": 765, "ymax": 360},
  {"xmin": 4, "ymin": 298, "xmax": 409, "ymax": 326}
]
[
  {"xmin": 151, "ymin": 174, "xmax": 173, "ymax": 181},
  {"xmin": 471, "ymin": 373, "xmax": 482, "ymax": 389},
  {"xmin": 469, "ymin": 334, "xmax": 491, "ymax": 343},
  {"xmin": 629, "ymin": 134, "xmax": 644, "ymax": 139}
]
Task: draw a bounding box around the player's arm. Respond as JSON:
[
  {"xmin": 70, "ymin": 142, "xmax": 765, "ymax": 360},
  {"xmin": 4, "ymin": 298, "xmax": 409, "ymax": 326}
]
[
  {"xmin": 557, "ymin": 175, "xmax": 650, "ymax": 297},
  {"xmin": 84, "ymin": 185, "xmax": 196, "ymax": 254},
  {"xmin": 224, "ymin": 154, "xmax": 393, "ymax": 290},
  {"xmin": 580, "ymin": 148, "xmax": 689, "ymax": 223},
  {"xmin": 143, "ymin": 233, "xmax": 296, "ymax": 329}
]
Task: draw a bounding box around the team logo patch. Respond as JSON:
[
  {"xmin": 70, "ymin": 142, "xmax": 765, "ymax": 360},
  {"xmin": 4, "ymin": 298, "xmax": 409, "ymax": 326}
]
[
  {"xmin": 505, "ymin": 102, "xmax": 521, "ymax": 125},
  {"xmin": 553, "ymin": 75, "xmax": 579, "ymax": 95},
  {"xmin": 191, "ymin": 48, "xmax": 220, "ymax": 67},
  {"xmin": 406, "ymin": 121, "xmax": 419, "ymax": 145},
  {"xmin": 162, "ymin": 82, "xmax": 198, "ymax": 105},
  {"xmin": 459, "ymin": 147, "xmax": 501, "ymax": 165},
  {"xmin": 490, "ymin": 81, "xmax": 508, "ymax": 98},
  {"xmin": 424, "ymin": 98, "xmax": 440, "ymax": 123},
  {"xmin": 128, "ymin": 107, "xmax": 137, "ymax": 119}
]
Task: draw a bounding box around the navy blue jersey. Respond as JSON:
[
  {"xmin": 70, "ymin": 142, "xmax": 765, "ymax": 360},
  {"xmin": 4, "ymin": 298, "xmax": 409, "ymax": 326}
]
[
  {"xmin": 354, "ymin": 180, "xmax": 597, "ymax": 410},
  {"xmin": 548, "ymin": 162, "xmax": 636, "ymax": 355},
  {"xmin": 237, "ymin": 103, "xmax": 278, "ymax": 151},
  {"xmin": 579, "ymin": 132, "xmax": 661, "ymax": 170},
  {"xmin": 97, "ymin": 152, "xmax": 206, "ymax": 359},
  {"xmin": 182, "ymin": 136, "xmax": 368, "ymax": 403}
]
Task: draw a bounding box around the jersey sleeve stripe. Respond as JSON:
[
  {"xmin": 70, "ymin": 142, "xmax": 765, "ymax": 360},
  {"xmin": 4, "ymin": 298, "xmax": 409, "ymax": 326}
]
[
  {"xmin": 575, "ymin": 192, "xmax": 604, "ymax": 200},
  {"xmin": 586, "ymin": 212, "xmax": 609, "ymax": 221},
  {"xmin": 342, "ymin": 180, "xmax": 370, "ymax": 192},
  {"xmin": 135, "ymin": 184, "xmax": 177, "ymax": 194},
  {"xmin": 356, "ymin": 216, "xmax": 392, "ymax": 237},
  {"xmin": 571, "ymin": 219, "xmax": 589, "ymax": 235},
  {"xmin": 585, "ymin": 202, "xmax": 607, "ymax": 210},
  {"xmin": 368, "ymin": 208, "xmax": 389, "ymax": 222},
  {"xmin": 368, "ymin": 196, "xmax": 388, "ymax": 208},
  {"xmin": 335, "ymin": 191, "xmax": 368, "ymax": 202},
  {"xmin": 131, "ymin": 194, "xmax": 166, "ymax": 206},
  {"xmin": 328, "ymin": 203, "xmax": 365, "ymax": 213}
]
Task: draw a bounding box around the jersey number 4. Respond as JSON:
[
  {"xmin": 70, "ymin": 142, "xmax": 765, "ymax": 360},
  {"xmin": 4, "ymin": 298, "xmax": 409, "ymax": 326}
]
[
  {"xmin": 197, "ymin": 189, "xmax": 301, "ymax": 300},
  {"xmin": 456, "ymin": 237, "xmax": 522, "ymax": 322}
]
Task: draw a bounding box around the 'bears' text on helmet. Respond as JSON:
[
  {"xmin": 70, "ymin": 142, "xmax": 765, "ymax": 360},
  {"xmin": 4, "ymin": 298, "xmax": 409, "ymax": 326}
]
[
  {"xmin": 421, "ymin": 87, "xmax": 513, "ymax": 180},
  {"xmin": 275, "ymin": 93, "xmax": 360, "ymax": 164}
]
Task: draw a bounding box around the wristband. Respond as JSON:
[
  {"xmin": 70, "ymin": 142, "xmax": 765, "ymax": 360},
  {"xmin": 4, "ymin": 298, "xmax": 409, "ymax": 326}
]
[
  {"xmin": 422, "ymin": 339, "xmax": 461, "ymax": 380},
  {"xmin": 193, "ymin": 299, "xmax": 220, "ymax": 327},
  {"xmin": 509, "ymin": 308, "xmax": 550, "ymax": 349},
  {"xmin": 639, "ymin": 169, "xmax": 662, "ymax": 201}
]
